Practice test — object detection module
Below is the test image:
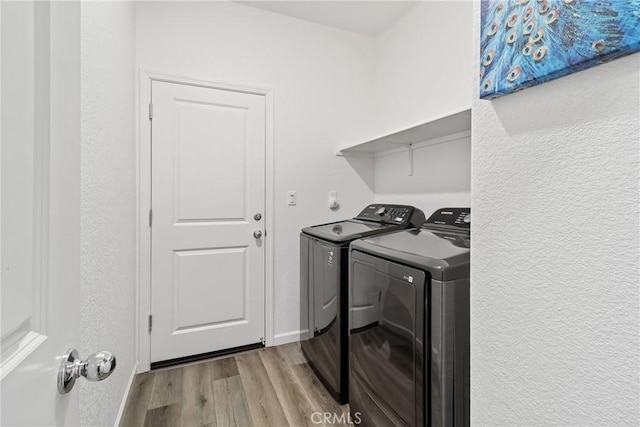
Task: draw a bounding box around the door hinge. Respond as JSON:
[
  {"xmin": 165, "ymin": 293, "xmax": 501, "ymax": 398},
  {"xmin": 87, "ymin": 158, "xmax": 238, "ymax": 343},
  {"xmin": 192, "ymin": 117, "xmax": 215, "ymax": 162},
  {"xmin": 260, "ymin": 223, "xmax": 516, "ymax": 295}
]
[
  {"xmin": 148, "ymin": 314, "xmax": 153, "ymax": 334},
  {"xmin": 148, "ymin": 103, "xmax": 153, "ymax": 121},
  {"xmin": 149, "ymin": 209, "xmax": 153, "ymax": 227},
  {"xmin": 260, "ymin": 337, "xmax": 265, "ymax": 346}
]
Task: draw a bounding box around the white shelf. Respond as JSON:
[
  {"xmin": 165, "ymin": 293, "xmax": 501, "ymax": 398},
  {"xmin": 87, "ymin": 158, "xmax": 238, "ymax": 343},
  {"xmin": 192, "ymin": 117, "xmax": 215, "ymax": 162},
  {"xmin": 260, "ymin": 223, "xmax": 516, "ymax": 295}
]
[{"xmin": 336, "ymin": 107, "xmax": 471, "ymax": 157}]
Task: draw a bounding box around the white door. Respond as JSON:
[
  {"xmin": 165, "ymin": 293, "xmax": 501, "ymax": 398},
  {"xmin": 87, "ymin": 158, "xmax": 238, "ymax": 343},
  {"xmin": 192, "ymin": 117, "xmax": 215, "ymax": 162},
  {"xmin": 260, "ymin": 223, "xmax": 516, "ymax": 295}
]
[
  {"xmin": 150, "ymin": 81, "xmax": 266, "ymax": 364},
  {"xmin": 1, "ymin": 2, "xmax": 82, "ymax": 425}
]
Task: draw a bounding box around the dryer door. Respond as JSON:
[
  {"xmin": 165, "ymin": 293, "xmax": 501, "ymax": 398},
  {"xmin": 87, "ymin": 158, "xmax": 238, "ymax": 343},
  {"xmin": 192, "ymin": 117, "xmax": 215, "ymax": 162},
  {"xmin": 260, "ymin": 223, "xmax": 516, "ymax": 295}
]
[{"xmin": 350, "ymin": 250, "xmax": 427, "ymax": 427}]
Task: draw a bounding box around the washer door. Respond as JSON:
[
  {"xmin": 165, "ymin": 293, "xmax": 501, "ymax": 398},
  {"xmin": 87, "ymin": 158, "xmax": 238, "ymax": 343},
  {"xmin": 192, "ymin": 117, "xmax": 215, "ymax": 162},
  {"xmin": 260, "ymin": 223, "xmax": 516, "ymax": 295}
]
[{"xmin": 350, "ymin": 250, "xmax": 426, "ymax": 427}]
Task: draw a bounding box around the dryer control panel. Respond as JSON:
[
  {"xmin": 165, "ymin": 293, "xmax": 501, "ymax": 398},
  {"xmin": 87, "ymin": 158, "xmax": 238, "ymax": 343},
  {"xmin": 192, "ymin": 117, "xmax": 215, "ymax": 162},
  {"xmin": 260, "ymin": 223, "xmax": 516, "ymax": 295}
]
[
  {"xmin": 355, "ymin": 204, "xmax": 426, "ymax": 228},
  {"xmin": 426, "ymin": 207, "xmax": 471, "ymax": 229}
]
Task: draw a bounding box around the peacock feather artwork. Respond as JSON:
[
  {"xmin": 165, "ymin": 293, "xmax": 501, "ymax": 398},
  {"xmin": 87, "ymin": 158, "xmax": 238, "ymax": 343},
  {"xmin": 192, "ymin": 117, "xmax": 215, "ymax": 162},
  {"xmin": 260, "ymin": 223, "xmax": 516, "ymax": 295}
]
[{"xmin": 480, "ymin": 0, "xmax": 640, "ymax": 99}]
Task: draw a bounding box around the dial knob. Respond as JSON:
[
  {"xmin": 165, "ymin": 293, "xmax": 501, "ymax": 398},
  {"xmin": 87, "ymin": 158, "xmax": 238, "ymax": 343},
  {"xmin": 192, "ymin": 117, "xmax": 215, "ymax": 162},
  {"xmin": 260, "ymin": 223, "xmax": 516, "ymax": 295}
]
[
  {"xmin": 463, "ymin": 214, "xmax": 471, "ymax": 224},
  {"xmin": 375, "ymin": 207, "xmax": 387, "ymax": 215}
]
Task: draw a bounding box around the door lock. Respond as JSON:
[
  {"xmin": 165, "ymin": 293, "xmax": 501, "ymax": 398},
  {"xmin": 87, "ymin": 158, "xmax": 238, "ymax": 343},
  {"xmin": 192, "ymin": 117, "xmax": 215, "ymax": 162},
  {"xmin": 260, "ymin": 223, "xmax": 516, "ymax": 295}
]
[
  {"xmin": 253, "ymin": 230, "xmax": 263, "ymax": 239},
  {"xmin": 254, "ymin": 213, "xmax": 262, "ymax": 221}
]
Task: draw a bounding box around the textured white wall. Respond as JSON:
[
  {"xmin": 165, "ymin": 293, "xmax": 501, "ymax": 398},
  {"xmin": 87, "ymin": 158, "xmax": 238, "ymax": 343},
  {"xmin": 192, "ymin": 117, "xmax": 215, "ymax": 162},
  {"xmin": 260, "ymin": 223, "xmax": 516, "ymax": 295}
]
[
  {"xmin": 372, "ymin": 0, "xmax": 473, "ymax": 215},
  {"xmin": 80, "ymin": 2, "xmax": 137, "ymax": 426},
  {"xmin": 471, "ymin": 1, "xmax": 640, "ymax": 423},
  {"xmin": 135, "ymin": 1, "xmax": 377, "ymax": 342}
]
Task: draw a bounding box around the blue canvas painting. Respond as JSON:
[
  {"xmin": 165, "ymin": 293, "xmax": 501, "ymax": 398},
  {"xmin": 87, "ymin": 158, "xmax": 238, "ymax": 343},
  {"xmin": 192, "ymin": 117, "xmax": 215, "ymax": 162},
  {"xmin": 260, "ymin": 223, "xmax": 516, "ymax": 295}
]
[{"xmin": 480, "ymin": 0, "xmax": 640, "ymax": 99}]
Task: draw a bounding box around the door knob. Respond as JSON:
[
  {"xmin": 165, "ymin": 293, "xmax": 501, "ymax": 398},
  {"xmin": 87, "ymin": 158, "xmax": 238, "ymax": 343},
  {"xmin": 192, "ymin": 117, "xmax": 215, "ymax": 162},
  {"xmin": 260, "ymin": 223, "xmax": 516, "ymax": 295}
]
[
  {"xmin": 58, "ymin": 348, "xmax": 116, "ymax": 394},
  {"xmin": 253, "ymin": 230, "xmax": 263, "ymax": 238}
]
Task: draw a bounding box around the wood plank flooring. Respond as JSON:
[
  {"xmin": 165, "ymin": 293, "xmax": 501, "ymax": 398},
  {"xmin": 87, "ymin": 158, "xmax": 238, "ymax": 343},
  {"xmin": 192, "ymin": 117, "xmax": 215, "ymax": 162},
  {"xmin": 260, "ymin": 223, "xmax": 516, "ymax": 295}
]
[{"xmin": 120, "ymin": 343, "xmax": 350, "ymax": 427}]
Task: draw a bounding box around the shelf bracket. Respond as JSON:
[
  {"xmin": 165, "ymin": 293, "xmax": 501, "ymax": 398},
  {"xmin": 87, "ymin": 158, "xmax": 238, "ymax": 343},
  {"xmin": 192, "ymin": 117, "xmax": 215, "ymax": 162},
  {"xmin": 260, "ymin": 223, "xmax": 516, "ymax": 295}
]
[{"xmin": 408, "ymin": 144, "xmax": 414, "ymax": 176}]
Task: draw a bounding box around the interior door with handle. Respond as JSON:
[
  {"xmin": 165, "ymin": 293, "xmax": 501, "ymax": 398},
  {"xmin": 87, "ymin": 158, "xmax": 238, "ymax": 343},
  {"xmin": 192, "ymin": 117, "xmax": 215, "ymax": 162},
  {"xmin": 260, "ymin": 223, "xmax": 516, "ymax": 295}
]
[
  {"xmin": 150, "ymin": 80, "xmax": 266, "ymax": 364},
  {"xmin": 1, "ymin": 2, "xmax": 84, "ymax": 425}
]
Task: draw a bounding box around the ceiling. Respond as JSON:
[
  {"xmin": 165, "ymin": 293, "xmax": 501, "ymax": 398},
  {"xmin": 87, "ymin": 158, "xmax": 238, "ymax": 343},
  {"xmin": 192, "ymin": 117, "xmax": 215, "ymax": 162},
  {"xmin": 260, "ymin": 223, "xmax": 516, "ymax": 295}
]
[{"xmin": 235, "ymin": 1, "xmax": 419, "ymax": 37}]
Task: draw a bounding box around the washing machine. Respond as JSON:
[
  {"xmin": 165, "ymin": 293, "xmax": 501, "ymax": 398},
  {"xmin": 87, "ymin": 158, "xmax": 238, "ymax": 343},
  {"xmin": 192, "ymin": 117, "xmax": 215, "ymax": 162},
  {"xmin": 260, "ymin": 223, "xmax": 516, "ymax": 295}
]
[
  {"xmin": 349, "ymin": 207, "xmax": 470, "ymax": 426},
  {"xmin": 300, "ymin": 204, "xmax": 426, "ymax": 404}
]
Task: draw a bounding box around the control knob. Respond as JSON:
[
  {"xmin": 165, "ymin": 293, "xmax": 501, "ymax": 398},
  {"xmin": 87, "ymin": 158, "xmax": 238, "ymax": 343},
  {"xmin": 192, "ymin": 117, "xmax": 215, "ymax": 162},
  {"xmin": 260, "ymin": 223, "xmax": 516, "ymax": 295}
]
[{"xmin": 375, "ymin": 207, "xmax": 387, "ymax": 216}]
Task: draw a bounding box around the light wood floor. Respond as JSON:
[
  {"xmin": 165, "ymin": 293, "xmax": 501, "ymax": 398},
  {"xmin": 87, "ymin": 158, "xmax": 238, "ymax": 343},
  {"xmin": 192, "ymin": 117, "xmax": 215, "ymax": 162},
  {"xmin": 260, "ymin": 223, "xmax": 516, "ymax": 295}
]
[{"xmin": 120, "ymin": 343, "xmax": 350, "ymax": 427}]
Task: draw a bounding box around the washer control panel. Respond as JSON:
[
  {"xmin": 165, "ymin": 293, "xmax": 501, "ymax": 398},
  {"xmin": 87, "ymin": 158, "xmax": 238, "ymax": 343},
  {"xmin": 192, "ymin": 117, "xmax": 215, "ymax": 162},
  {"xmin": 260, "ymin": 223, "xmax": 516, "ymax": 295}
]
[
  {"xmin": 425, "ymin": 208, "xmax": 471, "ymax": 229},
  {"xmin": 356, "ymin": 204, "xmax": 425, "ymax": 228}
]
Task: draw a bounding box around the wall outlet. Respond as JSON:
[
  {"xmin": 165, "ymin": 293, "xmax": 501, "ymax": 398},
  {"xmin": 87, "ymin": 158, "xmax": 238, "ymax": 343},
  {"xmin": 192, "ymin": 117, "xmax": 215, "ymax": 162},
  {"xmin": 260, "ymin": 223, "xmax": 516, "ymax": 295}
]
[{"xmin": 287, "ymin": 191, "xmax": 297, "ymax": 206}]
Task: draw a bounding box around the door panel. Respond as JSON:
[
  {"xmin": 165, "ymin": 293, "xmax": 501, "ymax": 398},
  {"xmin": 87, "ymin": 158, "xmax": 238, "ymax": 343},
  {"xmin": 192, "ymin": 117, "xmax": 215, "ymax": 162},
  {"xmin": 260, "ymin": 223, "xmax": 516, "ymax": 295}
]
[
  {"xmin": 173, "ymin": 247, "xmax": 247, "ymax": 330},
  {"xmin": 1, "ymin": 0, "xmax": 38, "ymax": 351},
  {"xmin": 173, "ymin": 100, "xmax": 247, "ymax": 222},
  {"xmin": 151, "ymin": 81, "xmax": 265, "ymax": 363}
]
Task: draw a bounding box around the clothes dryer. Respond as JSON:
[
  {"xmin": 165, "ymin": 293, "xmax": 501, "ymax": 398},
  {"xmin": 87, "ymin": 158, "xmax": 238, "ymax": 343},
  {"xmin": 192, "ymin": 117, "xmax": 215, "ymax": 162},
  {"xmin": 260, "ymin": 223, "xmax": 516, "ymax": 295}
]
[{"xmin": 349, "ymin": 207, "xmax": 470, "ymax": 426}]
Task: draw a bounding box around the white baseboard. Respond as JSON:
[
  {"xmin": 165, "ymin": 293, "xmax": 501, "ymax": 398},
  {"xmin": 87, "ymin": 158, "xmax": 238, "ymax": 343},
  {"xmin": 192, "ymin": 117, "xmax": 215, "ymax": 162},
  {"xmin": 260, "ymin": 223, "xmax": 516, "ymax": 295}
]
[
  {"xmin": 272, "ymin": 329, "xmax": 308, "ymax": 346},
  {"xmin": 113, "ymin": 363, "xmax": 138, "ymax": 427}
]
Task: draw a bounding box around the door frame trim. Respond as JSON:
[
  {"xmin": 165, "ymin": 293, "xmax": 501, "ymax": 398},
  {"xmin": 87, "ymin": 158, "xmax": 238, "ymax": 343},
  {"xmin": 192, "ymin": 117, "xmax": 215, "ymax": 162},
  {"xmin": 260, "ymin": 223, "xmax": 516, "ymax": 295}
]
[{"xmin": 136, "ymin": 70, "xmax": 275, "ymax": 372}]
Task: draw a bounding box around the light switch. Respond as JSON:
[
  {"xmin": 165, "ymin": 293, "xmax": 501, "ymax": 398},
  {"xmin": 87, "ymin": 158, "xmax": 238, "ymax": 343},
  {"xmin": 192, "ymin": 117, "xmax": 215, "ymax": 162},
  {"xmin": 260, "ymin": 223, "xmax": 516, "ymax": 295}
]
[{"xmin": 287, "ymin": 191, "xmax": 297, "ymax": 206}]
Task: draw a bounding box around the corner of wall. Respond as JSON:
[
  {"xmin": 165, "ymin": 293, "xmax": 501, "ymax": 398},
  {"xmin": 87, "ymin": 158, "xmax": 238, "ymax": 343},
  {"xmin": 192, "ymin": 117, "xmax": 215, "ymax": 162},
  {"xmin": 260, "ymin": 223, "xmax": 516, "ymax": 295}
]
[{"xmin": 79, "ymin": 2, "xmax": 138, "ymax": 426}]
